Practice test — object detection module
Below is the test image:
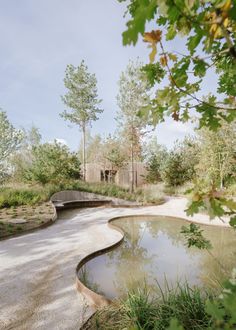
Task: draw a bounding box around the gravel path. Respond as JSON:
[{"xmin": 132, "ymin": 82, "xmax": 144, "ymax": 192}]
[{"xmin": 0, "ymin": 197, "xmax": 229, "ymax": 330}]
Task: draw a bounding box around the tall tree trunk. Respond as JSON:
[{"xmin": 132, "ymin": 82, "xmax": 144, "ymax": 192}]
[
  {"xmin": 130, "ymin": 139, "xmax": 134, "ymax": 193},
  {"xmin": 82, "ymin": 123, "xmax": 86, "ymax": 181}
]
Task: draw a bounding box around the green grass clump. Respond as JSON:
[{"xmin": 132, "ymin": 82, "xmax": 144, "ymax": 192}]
[
  {"xmin": 0, "ymin": 188, "xmax": 43, "ymax": 208},
  {"xmin": 84, "ymin": 284, "xmax": 211, "ymax": 330}
]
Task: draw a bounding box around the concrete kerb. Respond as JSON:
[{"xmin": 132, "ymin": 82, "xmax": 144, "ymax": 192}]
[
  {"xmin": 0, "ymin": 190, "xmax": 232, "ymax": 329},
  {"xmin": 75, "ymin": 213, "xmax": 231, "ymax": 309}
]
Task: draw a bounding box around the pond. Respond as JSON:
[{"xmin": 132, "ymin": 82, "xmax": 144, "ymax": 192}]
[{"xmin": 78, "ymin": 216, "xmax": 236, "ymax": 300}]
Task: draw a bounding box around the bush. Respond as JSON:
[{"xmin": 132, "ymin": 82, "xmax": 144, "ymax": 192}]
[
  {"xmin": 23, "ymin": 142, "xmax": 81, "ymax": 184},
  {"xmin": 0, "ymin": 180, "xmax": 165, "ymax": 209},
  {"xmin": 0, "ymin": 188, "xmax": 45, "ymax": 208}
]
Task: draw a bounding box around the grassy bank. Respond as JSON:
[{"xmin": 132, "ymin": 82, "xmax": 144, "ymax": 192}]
[
  {"xmin": 83, "ymin": 285, "xmax": 213, "ymax": 330},
  {"xmin": 0, "ymin": 180, "xmax": 165, "ymax": 209}
]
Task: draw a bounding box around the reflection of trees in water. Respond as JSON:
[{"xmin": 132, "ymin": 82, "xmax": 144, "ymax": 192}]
[
  {"xmin": 197, "ymin": 226, "xmax": 236, "ymax": 289},
  {"xmin": 78, "ymin": 217, "xmax": 236, "ymax": 298},
  {"xmin": 108, "ymin": 219, "xmax": 157, "ymax": 295},
  {"xmin": 112, "ymin": 217, "xmax": 236, "ymax": 294},
  {"xmin": 145, "ymin": 217, "xmax": 198, "ymax": 256},
  {"xmin": 78, "ymin": 265, "xmax": 103, "ymax": 295}
]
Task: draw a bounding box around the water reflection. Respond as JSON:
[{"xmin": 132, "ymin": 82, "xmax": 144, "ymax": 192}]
[{"xmin": 78, "ymin": 216, "xmax": 236, "ymax": 299}]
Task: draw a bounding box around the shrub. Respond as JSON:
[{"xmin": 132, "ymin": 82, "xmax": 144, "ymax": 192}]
[
  {"xmin": 23, "ymin": 142, "xmax": 81, "ymax": 184},
  {"xmin": 161, "ymin": 152, "xmax": 189, "ymax": 186},
  {"xmin": 0, "ymin": 188, "xmax": 43, "ymax": 208}
]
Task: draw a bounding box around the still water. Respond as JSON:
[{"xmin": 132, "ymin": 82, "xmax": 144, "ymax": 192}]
[{"xmin": 78, "ymin": 216, "xmax": 236, "ymax": 299}]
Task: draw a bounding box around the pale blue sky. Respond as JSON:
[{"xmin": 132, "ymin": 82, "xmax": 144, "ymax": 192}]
[{"xmin": 0, "ymin": 0, "xmax": 218, "ymax": 150}]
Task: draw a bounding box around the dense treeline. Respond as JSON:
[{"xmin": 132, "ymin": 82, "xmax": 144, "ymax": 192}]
[
  {"xmin": 145, "ymin": 122, "xmax": 236, "ymax": 189},
  {"xmin": 1, "ymin": 107, "xmax": 236, "ymax": 194}
]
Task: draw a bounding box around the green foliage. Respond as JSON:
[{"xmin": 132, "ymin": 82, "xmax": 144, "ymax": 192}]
[
  {"xmin": 61, "ymin": 60, "xmax": 103, "ymax": 179},
  {"xmin": 229, "ymin": 216, "xmax": 236, "ymax": 228},
  {"xmin": 0, "ymin": 110, "xmax": 23, "ymax": 182},
  {"xmin": 185, "ymin": 180, "xmax": 236, "ymax": 227},
  {"xmin": 61, "ymin": 61, "xmax": 103, "ymax": 127},
  {"xmin": 119, "ymin": 0, "xmax": 236, "ymax": 130},
  {"xmin": 122, "ymin": 288, "xmax": 157, "ymax": 329},
  {"xmin": 0, "ymin": 180, "xmax": 165, "ymax": 209},
  {"xmin": 141, "ymin": 62, "xmax": 165, "ymax": 87},
  {"xmin": 84, "ymin": 284, "xmax": 211, "ymax": 330},
  {"xmin": 119, "ymin": 0, "xmax": 236, "ymax": 223},
  {"xmin": 145, "ymin": 153, "xmax": 164, "ymax": 183},
  {"xmin": 10, "ymin": 125, "xmax": 42, "ymax": 181},
  {"xmin": 117, "ymin": 60, "xmax": 152, "ymax": 191},
  {"xmin": 117, "ymin": 60, "xmax": 151, "ymax": 153},
  {"xmin": 0, "ymin": 188, "xmax": 42, "ymax": 208},
  {"xmin": 122, "ymin": 0, "xmax": 157, "ymax": 46},
  {"xmin": 205, "ymin": 268, "xmax": 236, "ymax": 329},
  {"xmin": 196, "ymin": 121, "xmax": 236, "ymax": 188},
  {"xmin": 23, "ymin": 142, "xmax": 81, "ymax": 184},
  {"xmin": 85, "ymin": 275, "xmax": 236, "ymax": 329},
  {"xmin": 101, "ymin": 135, "xmax": 128, "ymax": 170},
  {"xmin": 161, "ymin": 152, "xmax": 191, "ymax": 186},
  {"xmin": 181, "ymin": 223, "xmax": 212, "ymax": 250}
]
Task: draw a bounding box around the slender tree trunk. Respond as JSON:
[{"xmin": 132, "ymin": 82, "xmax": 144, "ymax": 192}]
[
  {"xmin": 219, "ymin": 153, "xmax": 224, "ymax": 189},
  {"xmin": 220, "ymin": 172, "xmax": 224, "ymax": 189},
  {"xmin": 130, "ymin": 138, "xmax": 134, "ymax": 193},
  {"xmin": 82, "ymin": 123, "xmax": 86, "ymax": 181}
]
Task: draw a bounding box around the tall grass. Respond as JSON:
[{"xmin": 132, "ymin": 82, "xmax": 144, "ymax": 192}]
[
  {"xmin": 0, "ymin": 180, "xmax": 165, "ymax": 208},
  {"xmin": 83, "ymin": 284, "xmax": 212, "ymax": 330}
]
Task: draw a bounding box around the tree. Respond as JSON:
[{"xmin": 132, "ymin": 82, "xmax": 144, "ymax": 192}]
[
  {"xmin": 61, "ymin": 61, "xmax": 103, "ymax": 181},
  {"xmin": 119, "ymin": 0, "xmax": 236, "ymax": 129},
  {"xmin": 0, "ymin": 110, "xmax": 23, "ymax": 181},
  {"xmin": 23, "ymin": 141, "xmax": 81, "ymax": 184},
  {"xmin": 144, "ymin": 137, "xmax": 168, "ymax": 183},
  {"xmin": 117, "ymin": 60, "xmax": 150, "ymax": 192},
  {"xmin": 26, "ymin": 125, "xmax": 41, "ymax": 147},
  {"xmin": 11, "ymin": 125, "xmax": 42, "ymax": 181},
  {"xmin": 103, "ymin": 135, "xmax": 128, "ymax": 171},
  {"xmin": 119, "ymin": 0, "xmax": 236, "ymax": 222},
  {"xmin": 197, "ymin": 121, "xmax": 236, "ymax": 188},
  {"xmin": 174, "ymin": 136, "xmax": 200, "ymax": 182},
  {"xmin": 161, "ymin": 151, "xmax": 186, "ymax": 186}
]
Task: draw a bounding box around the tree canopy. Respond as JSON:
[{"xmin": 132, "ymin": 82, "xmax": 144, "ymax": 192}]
[
  {"xmin": 119, "ymin": 0, "xmax": 236, "ymax": 224},
  {"xmin": 0, "ymin": 110, "xmax": 23, "ymax": 181},
  {"xmin": 61, "ymin": 60, "xmax": 103, "ymax": 180},
  {"xmin": 119, "ymin": 0, "xmax": 236, "ymax": 130}
]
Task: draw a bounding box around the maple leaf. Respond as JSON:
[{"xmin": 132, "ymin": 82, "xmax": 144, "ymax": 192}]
[
  {"xmin": 143, "ymin": 30, "xmax": 162, "ymax": 63},
  {"xmin": 143, "ymin": 30, "xmax": 162, "ymax": 43}
]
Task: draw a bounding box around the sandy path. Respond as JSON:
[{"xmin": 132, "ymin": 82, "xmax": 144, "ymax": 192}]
[{"xmin": 0, "ymin": 198, "xmax": 229, "ymax": 330}]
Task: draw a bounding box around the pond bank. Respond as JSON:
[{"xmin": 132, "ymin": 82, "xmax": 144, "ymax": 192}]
[{"xmin": 0, "ymin": 197, "xmax": 230, "ymax": 330}]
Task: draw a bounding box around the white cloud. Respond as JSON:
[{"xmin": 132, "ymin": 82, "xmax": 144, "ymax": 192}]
[
  {"xmin": 48, "ymin": 138, "xmax": 68, "ymax": 146},
  {"xmin": 54, "ymin": 138, "xmax": 68, "ymax": 146},
  {"xmin": 168, "ymin": 121, "xmax": 194, "ymax": 135}
]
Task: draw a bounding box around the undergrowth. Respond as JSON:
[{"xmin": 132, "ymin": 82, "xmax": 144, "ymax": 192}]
[
  {"xmin": 83, "ymin": 284, "xmax": 212, "ymax": 330},
  {"xmin": 0, "ymin": 180, "xmax": 165, "ymax": 208}
]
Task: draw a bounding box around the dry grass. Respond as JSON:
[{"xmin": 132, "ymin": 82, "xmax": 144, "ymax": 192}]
[{"xmin": 0, "ymin": 202, "xmax": 55, "ymax": 238}]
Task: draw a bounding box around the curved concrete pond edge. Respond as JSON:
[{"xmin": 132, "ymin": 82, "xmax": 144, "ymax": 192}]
[
  {"xmin": 75, "ymin": 213, "xmax": 230, "ymax": 309},
  {"xmin": 0, "ymin": 189, "xmax": 142, "ymax": 241}
]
